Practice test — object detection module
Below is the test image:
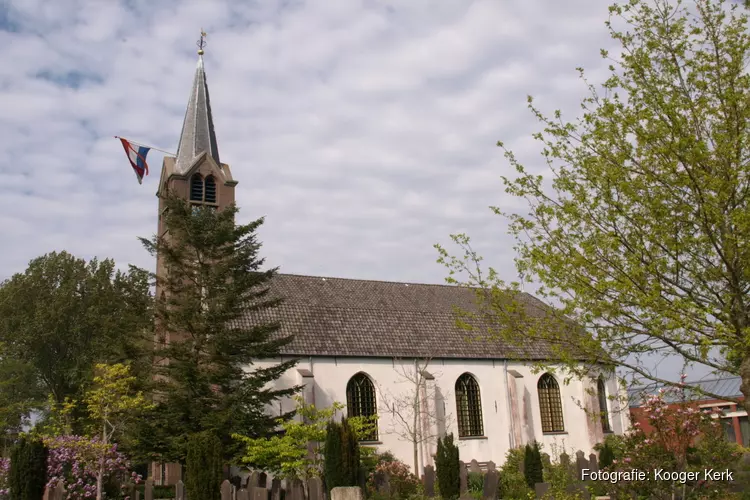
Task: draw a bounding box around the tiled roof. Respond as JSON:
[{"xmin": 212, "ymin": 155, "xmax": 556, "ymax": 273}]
[
  {"xmin": 628, "ymin": 375, "xmax": 743, "ymax": 407},
  {"xmin": 238, "ymin": 273, "xmax": 569, "ymax": 360}
]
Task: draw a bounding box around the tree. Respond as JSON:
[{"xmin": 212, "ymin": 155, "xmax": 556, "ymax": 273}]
[
  {"xmin": 434, "ymin": 434, "xmax": 459, "ymax": 500},
  {"xmin": 235, "ymin": 396, "xmax": 341, "ymax": 479},
  {"xmin": 8, "ymin": 435, "xmax": 47, "ymax": 500},
  {"xmin": 0, "ymin": 252, "xmax": 152, "ymax": 432},
  {"xmin": 324, "ymin": 419, "xmax": 360, "ymax": 492},
  {"xmin": 82, "ymin": 363, "xmax": 153, "ymax": 500},
  {"xmin": 0, "ymin": 353, "xmax": 43, "ymax": 454},
  {"xmin": 436, "ymin": 0, "xmax": 750, "ymax": 409},
  {"xmin": 185, "ymin": 431, "xmax": 223, "ymax": 500},
  {"xmin": 377, "ymin": 358, "xmax": 452, "ymax": 475},
  {"xmin": 136, "ymin": 194, "xmax": 298, "ymax": 464},
  {"xmin": 523, "ymin": 442, "xmax": 543, "ymax": 489}
]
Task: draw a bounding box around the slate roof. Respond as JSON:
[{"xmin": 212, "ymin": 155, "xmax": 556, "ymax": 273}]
[
  {"xmin": 628, "ymin": 376, "xmax": 743, "ymax": 407},
  {"xmin": 238, "ymin": 273, "xmax": 570, "ymax": 360}
]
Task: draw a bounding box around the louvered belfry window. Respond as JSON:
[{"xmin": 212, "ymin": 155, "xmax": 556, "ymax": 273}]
[
  {"xmin": 204, "ymin": 176, "xmax": 217, "ymax": 203},
  {"xmin": 538, "ymin": 373, "xmax": 565, "ymax": 433},
  {"xmin": 190, "ymin": 174, "xmax": 204, "ymax": 201},
  {"xmin": 346, "ymin": 373, "xmax": 378, "ymax": 441},
  {"xmin": 598, "ymin": 376, "xmax": 611, "ymax": 433},
  {"xmin": 455, "ymin": 373, "xmax": 484, "ymax": 437}
]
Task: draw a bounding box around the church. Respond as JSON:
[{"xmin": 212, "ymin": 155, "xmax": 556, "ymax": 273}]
[{"xmin": 151, "ymin": 45, "xmax": 628, "ymax": 484}]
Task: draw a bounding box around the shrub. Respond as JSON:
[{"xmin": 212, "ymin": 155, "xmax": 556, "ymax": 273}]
[
  {"xmin": 523, "ymin": 441, "xmax": 543, "ymax": 489},
  {"xmin": 0, "ymin": 458, "xmax": 10, "ymax": 500},
  {"xmin": 186, "ymin": 431, "xmax": 223, "ymax": 500},
  {"xmin": 8, "ymin": 435, "xmax": 47, "ymax": 500},
  {"xmin": 367, "ymin": 459, "xmax": 421, "ymax": 499},
  {"xmin": 435, "ymin": 434, "xmax": 459, "ymax": 500},
  {"xmin": 497, "ymin": 448, "xmax": 531, "ymax": 500}
]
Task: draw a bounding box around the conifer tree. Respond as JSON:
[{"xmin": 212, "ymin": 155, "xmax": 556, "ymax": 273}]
[
  {"xmin": 435, "ymin": 433, "xmax": 459, "ymax": 500},
  {"xmin": 186, "ymin": 431, "xmax": 223, "ymax": 500},
  {"xmin": 9, "ymin": 435, "xmax": 47, "ymax": 500},
  {"xmin": 340, "ymin": 418, "xmax": 361, "ymax": 487},
  {"xmin": 135, "ymin": 193, "xmax": 298, "ymax": 463},
  {"xmin": 324, "ymin": 421, "xmax": 344, "ymax": 492},
  {"xmin": 523, "ymin": 442, "xmax": 543, "ymax": 489}
]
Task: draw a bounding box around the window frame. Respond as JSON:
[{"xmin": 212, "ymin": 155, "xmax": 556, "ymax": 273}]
[
  {"xmin": 346, "ymin": 372, "xmax": 378, "ymax": 441},
  {"xmin": 538, "ymin": 373, "xmax": 565, "ymax": 433},
  {"xmin": 455, "ymin": 373, "xmax": 484, "ymax": 438}
]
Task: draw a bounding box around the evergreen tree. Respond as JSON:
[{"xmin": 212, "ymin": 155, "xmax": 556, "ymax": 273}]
[
  {"xmin": 324, "ymin": 421, "xmax": 344, "ymax": 492},
  {"xmin": 435, "ymin": 434, "xmax": 459, "ymax": 500},
  {"xmin": 324, "ymin": 419, "xmax": 360, "ymax": 492},
  {"xmin": 598, "ymin": 442, "xmax": 615, "ymax": 470},
  {"xmin": 9, "ymin": 435, "xmax": 47, "ymax": 500},
  {"xmin": 340, "ymin": 418, "xmax": 361, "ymax": 487},
  {"xmin": 186, "ymin": 431, "xmax": 223, "ymax": 500},
  {"xmin": 523, "ymin": 442, "xmax": 543, "ymax": 489},
  {"xmin": 135, "ymin": 193, "xmax": 298, "ymax": 463}
]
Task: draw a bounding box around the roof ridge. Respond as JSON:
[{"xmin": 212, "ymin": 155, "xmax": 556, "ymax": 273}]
[
  {"xmin": 276, "ymin": 272, "xmax": 458, "ymax": 288},
  {"xmin": 277, "ymin": 302, "xmax": 469, "ymax": 314}
]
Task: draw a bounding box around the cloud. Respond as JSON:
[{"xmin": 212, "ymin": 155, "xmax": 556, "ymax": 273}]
[{"xmin": 0, "ymin": 1, "xmax": 611, "ymax": 283}]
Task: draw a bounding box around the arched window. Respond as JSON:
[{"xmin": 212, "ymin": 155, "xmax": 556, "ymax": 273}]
[
  {"xmin": 190, "ymin": 174, "xmax": 204, "ymax": 201},
  {"xmin": 455, "ymin": 373, "xmax": 483, "ymax": 437},
  {"xmin": 538, "ymin": 373, "xmax": 564, "ymax": 433},
  {"xmin": 346, "ymin": 373, "xmax": 378, "ymax": 441},
  {"xmin": 597, "ymin": 376, "xmax": 611, "ymax": 433},
  {"xmin": 204, "ymin": 175, "xmax": 217, "ymax": 204}
]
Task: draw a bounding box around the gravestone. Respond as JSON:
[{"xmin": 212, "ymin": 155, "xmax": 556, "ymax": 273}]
[
  {"xmin": 221, "ymin": 480, "xmax": 233, "ymax": 500},
  {"xmin": 482, "ymin": 465, "xmax": 499, "ymax": 500},
  {"xmin": 247, "ymin": 471, "xmax": 261, "ymax": 489},
  {"xmin": 145, "ymin": 478, "xmax": 154, "ymax": 500},
  {"xmin": 469, "ymin": 459, "xmax": 482, "ymax": 474},
  {"xmin": 176, "ymin": 480, "xmax": 186, "ymax": 500},
  {"xmin": 423, "ymin": 465, "xmax": 435, "ymax": 497},
  {"xmin": 534, "ymin": 482, "xmax": 550, "ymax": 499},
  {"xmin": 50, "ymin": 483, "xmax": 66, "ymax": 500},
  {"xmin": 237, "ymin": 487, "xmax": 250, "ymax": 500},
  {"xmin": 459, "ymin": 461, "xmax": 468, "ymax": 494},
  {"xmin": 250, "ymin": 486, "xmax": 267, "ymax": 500},
  {"xmin": 290, "ymin": 478, "xmax": 305, "ymax": 500},
  {"xmin": 271, "ymin": 478, "xmax": 282, "ymax": 500},
  {"xmin": 308, "ymin": 477, "xmax": 323, "ymax": 500},
  {"xmin": 330, "ymin": 487, "xmax": 363, "ymax": 500},
  {"xmin": 374, "ymin": 470, "xmax": 390, "ymax": 496},
  {"xmin": 589, "ymin": 453, "xmax": 599, "ymax": 474},
  {"xmin": 575, "ymin": 450, "xmax": 589, "ymax": 479},
  {"xmin": 135, "ymin": 490, "xmax": 141, "ymax": 500}
]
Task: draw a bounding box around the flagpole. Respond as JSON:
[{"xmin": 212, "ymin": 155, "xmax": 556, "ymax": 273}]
[{"xmin": 114, "ymin": 136, "xmax": 175, "ymax": 156}]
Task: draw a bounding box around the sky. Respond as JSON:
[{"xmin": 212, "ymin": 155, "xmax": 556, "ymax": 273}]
[{"xmin": 0, "ymin": 0, "xmax": 730, "ymax": 383}]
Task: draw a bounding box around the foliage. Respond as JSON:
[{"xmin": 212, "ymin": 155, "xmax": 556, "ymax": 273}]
[
  {"xmin": 323, "ymin": 419, "xmax": 360, "ymax": 492},
  {"xmin": 434, "ymin": 434, "xmax": 459, "ymax": 500},
  {"xmin": 467, "ymin": 471, "xmax": 483, "ymax": 494},
  {"xmin": 523, "ymin": 441, "xmax": 543, "ymax": 489},
  {"xmin": 185, "ymin": 431, "xmax": 223, "ymax": 500},
  {"xmin": 606, "ymin": 383, "xmax": 741, "ymax": 499},
  {"xmin": 0, "ymin": 252, "xmax": 152, "ymax": 435},
  {"xmin": 596, "ymin": 441, "xmax": 616, "ymax": 470},
  {"xmin": 43, "ymin": 435, "xmax": 142, "ymax": 500},
  {"xmin": 435, "ymin": 0, "xmax": 750, "ymax": 405},
  {"xmin": 8, "ymin": 435, "xmax": 47, "ymax": 500},
  {"xmin": 540, "ymin": 453, "xmax": 579, "ymax": 500},
  {"xmin": 134, "ymin": 194, "xmax": 298, "ymax": 463},
  {"xmin": 367, "ymin": 459, "xmax": 421, "ymax": 499},
  {"xmin": 497, "ymin": 447, "xmax": 531, "ymax": 500},
  {"xmin": 0, "ymin": 354, "xmax": 43, "ymax": 449}
]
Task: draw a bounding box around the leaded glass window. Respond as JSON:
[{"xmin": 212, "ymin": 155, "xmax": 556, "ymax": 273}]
[
  {"xmin": 597, "ymin": 376, "xmax": 611, "ymax": 433},
  {"xmin": 538, "ymin": 373, "xmax": 565, "ymax": 433},
  {"xmin": 456, "ymin": 373, "xmax": 484, "ymax": 437},
  {"xmin": 346, "ymin": 372, "xmax": 378, "ymax": 441}
]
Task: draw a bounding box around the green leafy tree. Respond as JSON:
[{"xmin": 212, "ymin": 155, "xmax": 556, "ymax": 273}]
[
  {"xmin": 0, "ymin": 252, "xmax": 152, "ymax": 432},
  {"xmin": 83, "ymin": 363, "xmax": 154, "ymax": 500},
  {"xmin": 135, "ymin": 194, "xmax": 298, "ymax": 464},
  {"xmin": 8, "ymin": 435, "xmax": 47, "ymax": 500},
  {"xmin": 0, "ymin": 352, "xmax": 43, "ymax": 454},
  {"xmin": 435, "ymin": 434, "xmax": 459, "ymax": 500},
  {"xmin": 523, "ymin": 442, "xmax": 543, "ymax": 489},
  {"xmin": 435, "ymin": 0, "xmax": 750, "ymax": 409},
  {"xmin": 186, "ymin": 431, "xmax": 223, "ymax": 500}
]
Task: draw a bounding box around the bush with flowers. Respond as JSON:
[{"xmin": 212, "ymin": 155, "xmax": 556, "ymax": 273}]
[
  {"xmin": 367, "ymin": 458, "xmax": 421, "ymax": 500},
  {"xmin": 0, "ymin": 457, "xmax": 9, "ymax": 500},
  {"xmin": 605, "ymin": 378, "xmax": 742, "ymax": 500},
  {"xmin": 44, "ymin": 435, "xmax": 142, "ymax": 500}
]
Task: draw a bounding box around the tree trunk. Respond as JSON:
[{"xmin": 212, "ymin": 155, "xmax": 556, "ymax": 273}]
[{"xmin": 740, "ymin": 356, "xmax": 750, "ymax": 415}]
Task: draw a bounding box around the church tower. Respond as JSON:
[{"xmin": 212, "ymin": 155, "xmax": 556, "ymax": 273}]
[{"xmin": 152, "ymin": 33, "xmax": 237, "ymax": 485}]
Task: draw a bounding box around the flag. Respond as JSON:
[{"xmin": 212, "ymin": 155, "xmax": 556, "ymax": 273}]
[{"xmin": 119, "ymin": 138, "xmax": 150, "ymax": 184}]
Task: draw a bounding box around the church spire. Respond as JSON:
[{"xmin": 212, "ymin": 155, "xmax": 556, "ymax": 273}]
[{"xmin": 175, "ymin": 30, "xmax": 220, "ymax": 173}]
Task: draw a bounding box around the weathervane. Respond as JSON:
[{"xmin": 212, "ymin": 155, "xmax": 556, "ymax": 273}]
[{"xmin": 197, "ymin": 29, "xmax": 207, "ymax": 55}]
